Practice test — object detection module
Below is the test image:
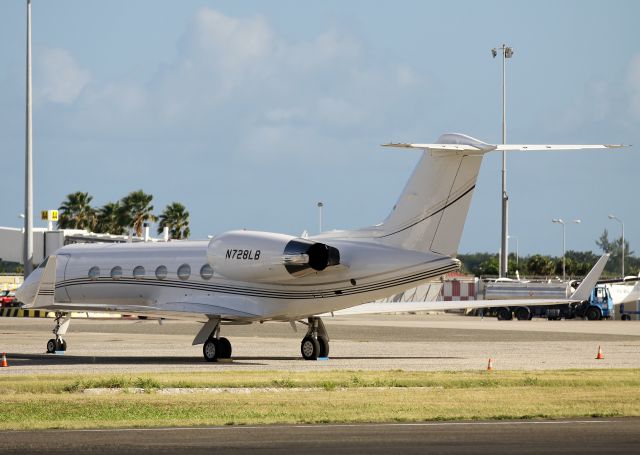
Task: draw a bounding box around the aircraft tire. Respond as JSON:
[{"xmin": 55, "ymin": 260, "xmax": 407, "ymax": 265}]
[
  {"xmin": 317, "ymin": 335, "xmax": 330, "ymax": 358},
  {"xmin": 301, "ymin": 336, "xmax": 320, "ymax": 360},
  {"xmin": 46, "ymin": 338, "xmax": 56, "ymax": 354},
  {"xmin": 217, "ymin": 337, "xmax": 232, "ymax": 358},
  {"xmin": 56, "ymin": 339, "xmax": 67, "ymax": 351},
  {"xmin": 203, "ymin": 338, "xmax": 219, "ymax": 362}
]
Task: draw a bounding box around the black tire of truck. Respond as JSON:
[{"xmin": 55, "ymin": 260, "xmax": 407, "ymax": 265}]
[{"xmin": 586, "ymin": 307, "xmax": 602, "ymax": 321}]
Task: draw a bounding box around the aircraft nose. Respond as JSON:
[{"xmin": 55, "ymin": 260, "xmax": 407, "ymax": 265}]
[{"xmin": 15, "ymin": 268, "xmax": 42, "ymax": 307}]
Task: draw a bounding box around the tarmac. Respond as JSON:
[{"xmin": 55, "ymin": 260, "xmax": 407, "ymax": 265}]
[
  {"xmin": 1, "ymin": 313, "xmax": 639, "ymax": 373},
  {"xmin": 1, "ymin": 419, "xmax": 639, "ymax": 454}
]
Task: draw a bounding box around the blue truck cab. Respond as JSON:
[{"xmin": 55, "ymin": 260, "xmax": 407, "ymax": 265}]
[{"xmin": 586, "ymin": 284, "xmax": 614, "ymax": 320}]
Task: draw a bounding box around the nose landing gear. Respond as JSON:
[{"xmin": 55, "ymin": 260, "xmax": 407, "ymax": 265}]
[{"xmin": 46, "ymin": 312, "xmax": 70, "ymax": 354}]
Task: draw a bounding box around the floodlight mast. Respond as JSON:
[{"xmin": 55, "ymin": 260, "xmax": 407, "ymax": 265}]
[
  {"xmin": 23, "ymin": 0, "xmax": 34, "ymax": 278},
  {"xmin": 491, "ymin": 44, "xmax": 514, "ymax": 278},
  {"xmin": 552, "ymin": 218, "xmax": 581, "ymax": 281}
]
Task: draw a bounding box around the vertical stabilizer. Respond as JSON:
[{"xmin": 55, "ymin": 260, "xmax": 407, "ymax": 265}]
[{"xmin": 376, "ymin": 134, "xmax": 494, "ymax": 255}]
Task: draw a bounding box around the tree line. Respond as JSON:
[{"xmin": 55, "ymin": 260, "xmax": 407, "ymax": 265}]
[
  {"xmin": 459, "ymin": 230, "xmax": 637, "ymax": 279},
  {"xmin": 57, "ymin": 190, "xmax": 190, "ymax": 239}
]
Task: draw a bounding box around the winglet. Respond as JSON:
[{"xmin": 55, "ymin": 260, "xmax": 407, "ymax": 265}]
[
  {"xmin": 570, "ymin": 254, "xmax": 609, "ymax": 301},
  {"xmin": 33, "ymin": 255, "xmax": 57, "ymax": 308}
]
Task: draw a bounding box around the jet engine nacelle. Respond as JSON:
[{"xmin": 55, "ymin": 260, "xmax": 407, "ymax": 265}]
[{"xmin": 207, "ymin": 230, "xmax": 340, "ymax": 283}]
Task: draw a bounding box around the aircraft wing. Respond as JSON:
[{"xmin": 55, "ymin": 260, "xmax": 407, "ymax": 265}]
[
  {"xmin": 328, "ymin": 253, "xmax": 609, "ymax": 316},
  {"xmin": 327, "ymin": 298, "xmax": 581, "ymax": 316}
]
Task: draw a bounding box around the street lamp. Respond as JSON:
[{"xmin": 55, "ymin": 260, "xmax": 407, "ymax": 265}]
[
  {"xmin": 491, "ymin": 44, "xmax": 514, "ymax": 278},
  {"xmin": 317, "ymin": 202, "xmax": 324, "ymax": 233},
  {"xmin": 552, "ymin": 218, "xmax": 581, "ymax": 281},
  {"xmin": 508, "ymin": 235, "xmax": 518, "ymax": 269},
  {"xmin": 608, "ymin": 214, "xmax": 625, "ymax": 278}
]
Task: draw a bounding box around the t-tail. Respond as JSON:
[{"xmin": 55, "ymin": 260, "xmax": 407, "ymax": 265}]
[{"xmin": 370, "ymin": 133, "xmax": 624, "ymax": 256}]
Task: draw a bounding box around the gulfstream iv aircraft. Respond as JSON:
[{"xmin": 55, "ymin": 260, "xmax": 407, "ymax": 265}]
[{"xmin": 16, "ymin": 134, "xmax": 619, "ymax": 361}]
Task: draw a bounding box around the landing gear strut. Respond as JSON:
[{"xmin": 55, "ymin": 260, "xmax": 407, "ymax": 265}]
[
  {"xmin": 198, "ymin": 319, "xmax": 233, "ymax": 362},
  {"xmin": 46, "ymin": 312, "xmax": 70, "ymax": 354},
  {"xmin": 300, "ymin": 317, "xmax": 329, "ymax": 360}
]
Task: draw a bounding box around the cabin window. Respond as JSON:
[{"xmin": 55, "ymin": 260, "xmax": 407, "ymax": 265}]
[
  {"xmin": 200, "ymin": 264, "xmax": 214, "ymax": 280},
  {"xmin": 88, "ymin": 266, "xmax": 100, "ymax": 280},
  {"xmin": 155, "ymin": 265, "xmax": 168, "ymax": 280},
  {"xmin": 177, "ymin": 264, "xmax": 191, "ymax": 280},
  {"xmin": 133, "ymin": 266, "xmax": 146, "ymax": 279},
  {"xmin": 110, "ymin": 266, "xmax": 122, "ymax": 280}
]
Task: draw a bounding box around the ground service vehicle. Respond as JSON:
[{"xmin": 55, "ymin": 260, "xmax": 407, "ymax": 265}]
[
  {"xmin": 495, "ymin": 284, "xmax": 613, "ymax": 321},
  {"xmin": 620, "ymin": 303, "xmax": 640, "ymax": 320}
]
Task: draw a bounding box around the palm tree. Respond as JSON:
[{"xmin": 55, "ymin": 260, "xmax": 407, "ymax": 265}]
[
  {"xmin": 120, "ymin": 190, "xmax": 157, "ymax": 237},
  {"xmin": 57, "ymin": 191, "xmax": 96, "ymax": 230},
  {"xmin": 94, "ymin": 201, "xmax": 127, "ymax": 235},
  {"xmin": 157, "ymin": 202, "xmax": 190, "ymax": 239}
]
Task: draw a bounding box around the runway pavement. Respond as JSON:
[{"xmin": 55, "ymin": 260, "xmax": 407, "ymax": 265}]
[
  {"xmin": 2, "ymin": 419, "xmax": 639, "ymax": 454},
  {"xmin": 1, "ymin": 314, "xmax": 639, "ymax": 373}
]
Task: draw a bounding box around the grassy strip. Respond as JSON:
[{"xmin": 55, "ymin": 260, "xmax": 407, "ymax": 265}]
[
  {"xmin": 2, "ymin": 369, "xmax": 640, "ymax": 394},
  {"xmin": 1, "ymin": 370, "xmax": 639, "ymax": 429}
]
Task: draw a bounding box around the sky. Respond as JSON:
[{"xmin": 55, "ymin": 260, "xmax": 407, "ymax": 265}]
[{"xmin": 0, "ymin": 0, "xmax": 638, "ymax": 257}]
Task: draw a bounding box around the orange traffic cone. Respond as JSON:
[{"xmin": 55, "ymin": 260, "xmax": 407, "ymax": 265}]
[
  {"xmin": 1, "ymin": 352, "xmax": 8, "ymax": 367},
  {"xmin": 596, "ymin": 346, "xmax": 604, "ymax": 360},
  {"xmin": 487, "ymin": 358, "xmax": 494, "ymax": 371}
]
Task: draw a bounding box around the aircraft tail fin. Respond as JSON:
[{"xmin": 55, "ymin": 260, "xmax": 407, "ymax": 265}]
[
  {"xmin": 373, "ymin": 135, "xmax": 625, "ymax": 256},
  {"xmin": 570, "ymin": 253, "xmax": 609, "ymax": 301},
  {"xmin": 375, "ymin": 133, "xmax": 492, "ymax": 256}
]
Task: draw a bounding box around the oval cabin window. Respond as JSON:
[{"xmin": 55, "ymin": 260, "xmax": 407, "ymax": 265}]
[
  {"xmin": 133, "ymin": 266, "xmax": 146, "ymax": 279},
  {"xmin": 88, "ymin": 266, "xmax": 100, "ymax": 280},
  {"xmin": 155, "ymin": 265, "xmax": 168, "ymax": 280},
  {"xmin": 200, "ymin": 264, "xmax": 214, "ymax": 280},
  {"xmin": 177, "ymin": 264, "xmax": 191, "ymax": 280},
  {"xmin": 110, "ymin": 266, "xmax": 123, "ymax": 280}
]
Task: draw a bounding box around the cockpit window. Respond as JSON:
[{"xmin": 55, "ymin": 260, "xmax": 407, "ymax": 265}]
[{"xmin": 36, "ymin": 257, "xmax": 49, "ymax": 269}]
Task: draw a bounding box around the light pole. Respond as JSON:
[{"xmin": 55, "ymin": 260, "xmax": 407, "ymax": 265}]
[
  {"xmin": 608, "ymin": 214, "xmax": 625, "ymax": 278},
  {"xmin": 508, "ymin": 235, "xmax": 518, "ymax": 270},
  {"xmin": 317, "ymin": 202, "xmax": 324, "ymax": 233},
  {"xmin": 23, "ymin": 0, "xmax": 34, "ymax": 278},
  {"xmin": 491, "ymin": 44, "xmax": 514, "ymax": 278},
  {"xmin": 552, "ymin": 218, "xmax": 581, "ymax": 281}
]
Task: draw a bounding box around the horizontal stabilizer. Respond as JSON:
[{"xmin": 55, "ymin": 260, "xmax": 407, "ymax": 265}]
[
  {"xmin": 495, "ymin": 144, "xmax": 626, "ymax": 151},
  {"xmin": 383, "ymin": 131, "xmax": 627, "ymax": 155}
]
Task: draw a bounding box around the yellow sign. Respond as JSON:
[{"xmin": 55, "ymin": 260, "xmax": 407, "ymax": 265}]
[{"xmin": 41, "ymin": 210, "xmax": 59, "ymax": 221}]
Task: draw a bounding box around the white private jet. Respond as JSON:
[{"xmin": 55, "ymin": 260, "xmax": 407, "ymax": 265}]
[{"xmin": 16, "ymin": 133, "xmax": 621, "ymax": 361}]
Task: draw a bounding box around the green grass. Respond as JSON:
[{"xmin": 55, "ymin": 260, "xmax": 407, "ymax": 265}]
[{"xmin": 1, "ymin": 369, "xmax": 639, "ymax": 429}]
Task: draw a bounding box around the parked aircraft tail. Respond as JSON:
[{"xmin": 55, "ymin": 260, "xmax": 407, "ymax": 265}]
[{"xmin": 375, "ymin": 134, "xmax": 623, "ymax": 256}]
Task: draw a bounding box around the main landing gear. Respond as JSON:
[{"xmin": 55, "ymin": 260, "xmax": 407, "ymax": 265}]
[
  {"xmin": 300, "ymin": 316, "xmax": 329, "ymax": 361},
  {"xmin": 203, "ymin": 336, "xmax": 232, "ymax": 362},
  {"xmin": 46, "ymin": 312, "xmax": 70, "ymax": 354},
  {"xmin": 198, "ymin": 319, "xmax": 233, "ymax": 362}
]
